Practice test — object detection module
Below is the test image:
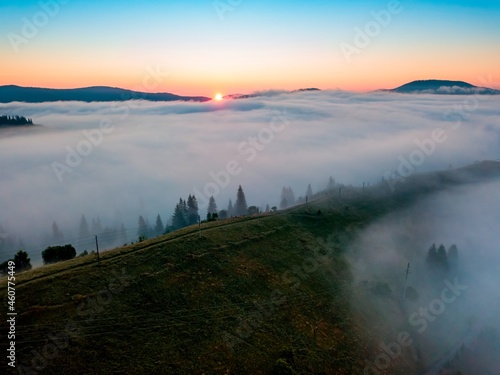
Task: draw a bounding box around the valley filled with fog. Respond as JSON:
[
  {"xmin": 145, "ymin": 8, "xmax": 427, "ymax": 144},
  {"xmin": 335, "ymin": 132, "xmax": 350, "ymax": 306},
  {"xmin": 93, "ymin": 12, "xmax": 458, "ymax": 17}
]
[{"xmin": 1, "ymin": 90, "xmax": 499, "ymax": 265}]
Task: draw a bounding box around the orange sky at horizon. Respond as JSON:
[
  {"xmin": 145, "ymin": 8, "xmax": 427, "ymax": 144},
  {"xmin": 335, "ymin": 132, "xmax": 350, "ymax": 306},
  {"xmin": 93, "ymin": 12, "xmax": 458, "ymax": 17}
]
[{"xmin": 2, "ymin": 43, "xmax": 499, "ymax": 96}]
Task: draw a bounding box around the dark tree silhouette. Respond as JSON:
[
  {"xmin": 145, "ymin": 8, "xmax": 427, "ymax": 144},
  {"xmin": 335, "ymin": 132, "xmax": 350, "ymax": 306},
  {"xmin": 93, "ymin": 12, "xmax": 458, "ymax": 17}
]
[
  {"xmin": 0, "ymin": 250, "xmax": 32, "ymax": 275},
  {"xmin": 327, "ymin": 176, "xmax": 335, "ymax": 191},
  {"xmin": 13, "ymin": 250, "xmax": 32, "ymax": 272},
  {"xmin": 137, "ymin": 216, "xmax": 150, "ymax": 239},
  {"xmin": 280, "ymin": 186, "xmax": 295, "ymax": 209},
  {"xmin": 171, "ymin": 198, "xmax": 188, "ymax": 230},
  {"xmin": 91, "ymin": 217, "xmax": 102, "ymax": 234},
  {"xmin": 247, "ymin": 206, "xmax": 259, "ymax": 215},
  {"xmin": 52, "ymin": 221, "xmax": 64, "ymax": 243},
  {"xmin": 0, "ymin": 115, "xmax": 33, "ymax": 126},
  {"xmin": 306, "ymin": 183, "xmax": 313, "ymax": 199},
  {"xmin": 227, "ymin": 199, "xmax": 234, "ymax": 217},
  {"xmin": 426, "ymin": 244, "xmax": 438, "ymax": 265},
  {"xmin": 426, "ymin": 243, "xmax": 449, "ymax": 272},
  {"xmin": 42, "ymin": 244, "xmax": 76, "ymax": 264},
  {"xmin": 235, "ymin": 185, "xmax": 248, "ymax": 216},
  {"xmin": 280, "ymin": 197, "xmax": 288, "ymax": 209},
  {"xmin": 79, "ymin": 215, "xmax": 90, "ymax": 239},
  {"xmin": 437, "ymin": 244, "xmax": 449, "ymax": 270},
  {"xmin": 207, "ymin": 196, "xmax": 218, "ymax": 216},
  {"xmin": 187, "ymin": 195, "xmax": 199, "ymax": 225},
  {"xmin": 218, "ymin": 210, "xmax": 228, "ymax": 219},
  {"xmin": 154, "ymin": 214, "xmax": 164, "ymax": 237}
]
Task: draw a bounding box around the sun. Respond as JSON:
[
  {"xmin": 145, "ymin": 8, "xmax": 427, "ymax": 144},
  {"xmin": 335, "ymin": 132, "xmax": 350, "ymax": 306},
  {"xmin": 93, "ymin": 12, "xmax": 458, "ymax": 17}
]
[{"xmin": 214, "ymin": 93, "xmax": 223, "ymax": 101}]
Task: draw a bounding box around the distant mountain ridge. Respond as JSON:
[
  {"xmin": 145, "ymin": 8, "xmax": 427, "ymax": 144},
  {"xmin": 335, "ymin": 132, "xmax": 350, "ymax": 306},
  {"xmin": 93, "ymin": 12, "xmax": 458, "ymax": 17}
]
[
  {"xmin": 0, "ymin": 85, "xmax": 211, "ymax": 103},
  {"xmin": 384, "ymin": 80, "xmax": 500, "ymax": 95}
]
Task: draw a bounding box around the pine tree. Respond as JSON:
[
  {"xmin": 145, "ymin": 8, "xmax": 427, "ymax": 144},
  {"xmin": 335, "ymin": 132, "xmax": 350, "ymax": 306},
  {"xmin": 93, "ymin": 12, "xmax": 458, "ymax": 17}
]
[
  {"xmin": 171, "ymin": 198, "xmax": 188, "ymax": 230},
  {"xmin": 79, "ymin": 215, "xmax": 90, "ymax": 239},
  {"xmin": 437, "ymin": 244, "xmax": 449, "ymax": 270},
  {"xmin": 52, "ymin": 221, "xmax": 64, "ymax": 243},
  {"xmin": 327, "ymin": 176, "xmax": 335, "ymax": 191},
  {"xmin": 137, "ymin": 216, "xmax": 150, "ymax": 238},
  {"xmin": 426, "ymin": 244, "xmax": 438, "ymax": 266},
  {"xmin": 265, "ymin": 204, "xmax": 270, "ymax": 213},
  {"xmin": 207, "ymin": 196, "xmax": 218, "ymax": 215},
  {"xmin": 306, "ymin": 184, "xmax": 313, "ymax": 199},
  {"xmin": 280, "ymin": 186, "xmax": 296, "ymax": 209},
  {"xmin": 227, "ymin": 199, "xmax": 234, "ymax": 217},
  {"xmin": 13, "ymin": 250, "xmax": 32, "ymax": 272},
  {"xmin": 280, "ymin": 197, "xmax": 288, "ymax": 209},
  {"xmin": 91, "ymin": 217, "xmax": 102, "ymax": 234},
  {"xmin": 187, "ymin": 195, "xmax": 199, "ymax": 225},
  {"xmin": 235, "ymin": 185, "xmax": 248, "ymax": 216},
  {"xmin": 154, "ymin": 214, "xmax": 164, "ymax": 237}
]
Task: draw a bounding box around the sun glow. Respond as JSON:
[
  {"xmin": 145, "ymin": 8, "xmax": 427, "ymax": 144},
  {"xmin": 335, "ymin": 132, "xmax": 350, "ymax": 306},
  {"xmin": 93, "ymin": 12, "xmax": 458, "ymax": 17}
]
[{"xmin": 214, "ymin": 93, "xmax": 223, "ymax": 101}]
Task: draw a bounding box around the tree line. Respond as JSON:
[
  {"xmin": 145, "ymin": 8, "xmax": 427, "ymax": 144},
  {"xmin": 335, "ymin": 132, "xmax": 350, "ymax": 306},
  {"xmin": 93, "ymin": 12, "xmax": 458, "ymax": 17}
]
[
  {"xmin": 137, "ymin": 185, "xmax": 253, "ymax": 240},
  {"xmin": 0, "ymin": 115, "xmax": 33, "ymax": 126},
  {"xmin": 0, "ymin": 177, "xmax": 342, "ymax": 272}
]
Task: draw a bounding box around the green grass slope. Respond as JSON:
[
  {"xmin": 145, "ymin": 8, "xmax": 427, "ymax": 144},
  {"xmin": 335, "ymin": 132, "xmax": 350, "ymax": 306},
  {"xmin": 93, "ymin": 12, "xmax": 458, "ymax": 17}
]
[{"xmin": 2, "ymin": 162, "xmax": 500, "ymax": 375}]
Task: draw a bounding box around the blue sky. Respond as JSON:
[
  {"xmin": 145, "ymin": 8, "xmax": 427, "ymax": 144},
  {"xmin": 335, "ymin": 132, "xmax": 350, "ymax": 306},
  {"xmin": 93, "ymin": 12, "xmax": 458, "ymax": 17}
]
[{"xmin": 1, "ymin": 0, "xmax": 499, "ymax": 95}]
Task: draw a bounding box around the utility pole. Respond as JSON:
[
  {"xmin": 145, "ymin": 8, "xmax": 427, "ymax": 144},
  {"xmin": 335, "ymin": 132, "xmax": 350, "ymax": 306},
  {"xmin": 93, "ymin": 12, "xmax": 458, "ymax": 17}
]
[
  {"xmin": 403, "ymin": 262, "xmax": 410, "ymax": 300},
  {"xmin": 95, "ymin": 235, "xmax": 100, "ymax": 263}
]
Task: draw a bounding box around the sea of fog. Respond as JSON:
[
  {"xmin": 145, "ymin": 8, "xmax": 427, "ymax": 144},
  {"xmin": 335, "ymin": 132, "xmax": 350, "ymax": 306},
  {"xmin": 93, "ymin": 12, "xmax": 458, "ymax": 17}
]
[{"xmin": 1, "ymin": 90, "xmax": 499, "ymax": 264}]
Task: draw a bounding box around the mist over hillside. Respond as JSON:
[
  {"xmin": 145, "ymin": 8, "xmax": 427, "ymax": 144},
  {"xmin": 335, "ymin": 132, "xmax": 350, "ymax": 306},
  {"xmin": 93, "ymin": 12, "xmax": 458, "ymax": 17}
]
[
  {"xmin": 0, "ymin": 90, "xmax": 499, "ymax": 266},
  {"xmin": 347, "ymin": 178, "xmax": 500, "ymax": 373}
]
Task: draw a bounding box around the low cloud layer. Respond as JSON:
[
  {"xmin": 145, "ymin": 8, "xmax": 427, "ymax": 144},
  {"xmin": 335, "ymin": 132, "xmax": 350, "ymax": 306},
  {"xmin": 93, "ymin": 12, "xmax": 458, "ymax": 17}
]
[
  {"xmin": 347, "ymin": 179, "xmax": 500, "ymax": 371},
  {"xmin": 0, "ymin": 91, "xmax": 499, "ymax": 263}
]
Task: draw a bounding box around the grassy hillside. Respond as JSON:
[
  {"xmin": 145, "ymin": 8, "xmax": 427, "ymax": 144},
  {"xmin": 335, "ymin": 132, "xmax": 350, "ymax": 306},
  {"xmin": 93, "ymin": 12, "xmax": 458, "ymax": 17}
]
[{"xmin": 2, "ymin": 162, "xmax": 499, "ymax": 374}]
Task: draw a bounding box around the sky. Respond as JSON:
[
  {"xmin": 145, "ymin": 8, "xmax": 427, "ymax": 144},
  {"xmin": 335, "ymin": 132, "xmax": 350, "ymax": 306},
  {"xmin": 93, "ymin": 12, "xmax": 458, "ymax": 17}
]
[{"xmin": 1, "ymin": 0, "xmax": 500, "ymax": 96}]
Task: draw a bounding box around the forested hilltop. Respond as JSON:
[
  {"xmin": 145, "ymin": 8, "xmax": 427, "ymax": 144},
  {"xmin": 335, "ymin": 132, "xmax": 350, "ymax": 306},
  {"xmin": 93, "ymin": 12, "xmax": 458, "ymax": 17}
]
[{"xmin": 0, "ymin": 115, "xmax": 34, "ymax": 126}]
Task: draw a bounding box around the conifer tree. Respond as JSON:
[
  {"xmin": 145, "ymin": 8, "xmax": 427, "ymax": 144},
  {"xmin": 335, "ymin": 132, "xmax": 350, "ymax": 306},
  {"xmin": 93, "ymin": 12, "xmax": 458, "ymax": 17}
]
[
  {"xmin": 137, "ymin": 216, "xmax": 150, "ymax": 238},
  {"xmin": 306, "ymin": 184, "xmax": 313, "ymax": 199},
  {"xmin": 52, "ymin": 221, "xmax": 64, "ymax": 243},
  {"xmin": 154, "ymin": 214, "xmax": 164, "ymax": 236},
  {"xmin": 235, "ymin": 185, "xmax": 248, "ymax": 216},
  {"xmin": 171, "ymin": 198, "xmax": 188, "ymax": 230},
  {"xmin": 79, "ymin": 215, "xmax": 90, "ymax": 239},
  {"xmin": 327, "ymin": 176, "xmax": 335, "ymax": 191},
  {"xmin": 207, "ymin": 196, "xmax": 218, "ymax": 215},
  {"xmin": 187, "ymin": 195, "xmax": 199, "ymax": 225}
]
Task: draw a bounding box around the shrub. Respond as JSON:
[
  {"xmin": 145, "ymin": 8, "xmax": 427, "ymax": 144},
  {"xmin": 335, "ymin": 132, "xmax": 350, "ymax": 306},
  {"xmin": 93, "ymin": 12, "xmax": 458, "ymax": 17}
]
[{"xmin": 42, "ymin": 244, "xmax": 76, "ymax": 264}]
